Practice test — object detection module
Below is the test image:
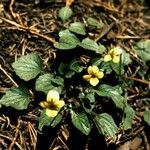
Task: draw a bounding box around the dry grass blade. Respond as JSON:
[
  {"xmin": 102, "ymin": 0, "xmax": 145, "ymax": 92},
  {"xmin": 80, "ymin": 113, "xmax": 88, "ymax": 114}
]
[
  {"xmin": 0, "ymin": 64, "xmax": 18, "ymax": 87},
  {"xmin": 28, "ymin": 122, "xmax": 37, "ymax": 150},
  {"xmin": 0, "ymin": 17, "xmax": 56, "ymax": 43},
  {"xmin": 0, "ymin": 134, "xmax": 24, "ymax": 150},
  {"xmin": 9, "ymin": 119, "xmax": 21, "ymax": 149}
]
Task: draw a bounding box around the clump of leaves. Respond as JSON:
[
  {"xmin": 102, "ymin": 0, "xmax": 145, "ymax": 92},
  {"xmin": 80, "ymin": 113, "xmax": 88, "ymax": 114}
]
[
  {"xmin": 1, "ymin": 11, "xmax": 150, "ymax": 144},
  {"xmin": 0, "ymin": 49, "xmax": 132, "ymax": 141}
]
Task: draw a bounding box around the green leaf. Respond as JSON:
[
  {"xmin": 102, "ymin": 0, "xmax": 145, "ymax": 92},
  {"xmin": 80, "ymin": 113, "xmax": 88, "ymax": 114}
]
[
  {"xmin": 96, "ymin": 84, "xmax": 124, "ymax": 109},
  {"xmin": 101, "ymin": 61, "xmax": 112, "ymax": 74},
  {"xmin": 87, "ymin": 17, "xmax": 104, "ymax": 29},
  {"xmin": 137, "ymin": 67, "xmax": 147, "ymax": 79},
  {"xmin": 51, "ymin": 76, "xmax": 64, "ymax": 86},
  {"xmin": 94, "ymin": 113, "xmax": 118, "ymax": 140},
  {"xmin": 59, "ymin": 6, "xmax": 73, "ymax": 21},
  {"xmin": 35, "ymin": 73, "xmax": 64, "ymax": 94},
  {"xmin": 85, "ymin": 93, "xmax": 95, "ymax": 103},
  {"xmin": 91, "ymin": 58, "xmax": 103, "ymax": 66},
  {"xmin": 65, "ymin": 70, "xmax": 75, "ymax": 78},
  {"xmin": 35, "ymin": 74, "xmax": 54, "ymax": 94},
  {"xmin": 134, "ymin": 40, "xmax": 150, "ymax": 62},
  {"xmin": 58, "ymin": 29, "xmax": 75, "ymax": 37},
  {"xmin": 144, "ymin": 110, "xmax": 150, "ymax": 126},
  {"xmin": 71, "ymin": 112, "xmax": 91, "ymax": 135},
  {"xmin": 38, "ymin": 110, "xmax": 63, "ymax": 131},
  {"xmin": 110, "ymin": 49, "xmax": 131, "ymax": 75},
  {"xmin": 70, "ymin": 61, "xmax": 83, "ymax": 73},
  {"xmin": 91, "ymin": 58, "xmax": 112, "ymax": 74},
  {"xmin": 69, "ymin": 22, "xmax": 86, "ymax": 35},
  {"xmin": 51, "ymin": 113, "xmax": 63, "ymax": 127},
  {"xmin": 59, "ymin": 30, "xmax": 80, "ymax": 45},
  {"xmin": 79, "ymin": 38, "xmax": 100, "ymax": 52},
  {"xmin": 121, "ymin": 50, "xmax": 132, "ymax": 65},
  {"xmin": 54, "ymin": 30, "xmax": 80, "ymax": 50},
  {"xmin": 122, "ymin": 105, "xmax": 135, "ymax": 130},
  {"xmin": 0, "ymin": 87, "xmax": 32, "ymax": 110},
  {"xmin": 12, "ymin": 53, "xmax": 43, "ymax": 81},
  {"xmin": 110, "ymin": 61, "xmax": 124, "ymax": 75},
  {"xmin": 54, "ymin": 42, "xmax": 75, "ymax": 49},
  {"xmin": 38, "ymin": 110, "xmax": 51, "ymax": 131},
  {"xmin": 58, "ymin": 63, "xmax": 66, "ymax": 75},
  {"xmin": 98, "ymin": 44, "xmax": 106, "ymax": 54}
]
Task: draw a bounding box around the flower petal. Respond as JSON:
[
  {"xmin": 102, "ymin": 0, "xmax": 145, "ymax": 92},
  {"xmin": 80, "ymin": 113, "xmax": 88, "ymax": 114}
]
[
  {"xmin": 108, "ymin": 49, "xmax": 113, "ymax": 55},
  {"xmin": 39, "ymin": 101, "xmax": 49, "ymax": 108},
  {"xmin": 89, "ymin": 77, "xmax": 99, "ymax": 86},
  {"xmin": 54, "ymin": 100, "xmax": 65, "ymax": 109},
  {"xmin": 112, "ymin": 55, "xmax": 120, "ymax": 63},
  {"xmin": 46, "ymin": 109, "xmax": 58, "ymax": 117},
  {"xmin": 47, "ymin": 90, "xmax": 59, "ymax": 103},
  {"xmin": 83, "ymin": 74, "xmax": 92, "ymax": 81},
  {"xmin": 113, "ymin": 47, "xmax": 122, "ymax": 55},
  {"xmin": 96, "ymin": 71, "xmax": 104, "ymax": 79},
  {"xmin": 87, "ymin": 66, "xmax": 93, "ymax": 74},
  {"xmin": 104, "ymin": 54, "xmax": 112, "ymax": 62},
  {"xmin": 92, "ymin": 66, "xmax": 99, "ymax": 75}
]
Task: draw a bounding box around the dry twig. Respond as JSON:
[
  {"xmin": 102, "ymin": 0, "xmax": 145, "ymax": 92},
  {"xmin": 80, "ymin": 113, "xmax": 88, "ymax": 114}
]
[{"xmin": 0, "ymin": 17, "xmax": 56, "ymax": 44}]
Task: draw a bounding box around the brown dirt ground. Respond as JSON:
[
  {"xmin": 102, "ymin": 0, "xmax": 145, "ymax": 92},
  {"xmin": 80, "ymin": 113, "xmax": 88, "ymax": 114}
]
[{"xmin": 0, "ymin": 0, "xmax": 150, "ymax": 150}]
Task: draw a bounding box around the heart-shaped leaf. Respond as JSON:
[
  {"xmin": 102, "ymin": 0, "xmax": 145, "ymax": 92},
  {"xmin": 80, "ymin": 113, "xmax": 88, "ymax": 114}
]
[
  {"xmin": 87, "ymin": 17, "xmax": 104, "ymax": 29},
  {"xmin": 134, "ymin": 40, "xmax": 150, "ymax": 62},
  {"xmin": 69, "ymin": 22, "xmax": 86, "ymax": 35},
  {"xmin": 35, "ymin": 73, "xmax": 64, "ymax": 94},
  {"xmin": 0, "ymin": 87, "xmax": 32, "ymax": 110},
  {"xmin": 96, "ymin": 84, "xmax": 124, "ymax": 109},
  {"xmin": 80, "ymin": 38, "xmax": 102, "ymax": 53},
  {"xmin": 59, "ymin": 6, "xmax": 73, "ymax": 22},
  {"xmin": 94, "ymin": 113, "xmax": 118, "ymax": 140},
  {"xmin": 54, "ymin": 30, "xmax": 80, "ymax": 50},
  {"xmin": 71, "ymin": 112, "xmax": 91, "ymax": 135},
  {"xmin": 12, "ymin": 53, "xmax": 43, "ymax": 81},
  {"xmin": 38, "ymin": 110, "xmax": 63, "ymax": 131},
  {"xmin": 122, "ymin": 105, "xmax": 135, "ymax": 130},
  {"xmin": 69, "ymin": 60, "xmax": 83, "ymax": 73}
]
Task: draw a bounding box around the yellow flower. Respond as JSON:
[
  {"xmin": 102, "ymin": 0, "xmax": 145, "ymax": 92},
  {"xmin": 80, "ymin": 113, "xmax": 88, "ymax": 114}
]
[
  {"xmin": 83, "ymin": 66, "xmax": 104, "ymax": 86},
  {"xmin": 40, "ymin": 90, "xmax": 65, "ymax": 117},
  {"xmin": 104, "ymin": 47, "xmax": 122, "ymax": 63}
]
